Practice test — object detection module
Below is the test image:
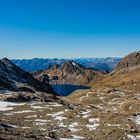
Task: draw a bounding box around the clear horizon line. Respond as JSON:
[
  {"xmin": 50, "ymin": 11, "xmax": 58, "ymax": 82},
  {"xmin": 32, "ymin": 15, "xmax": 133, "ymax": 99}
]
[{"xmin": 9, "ymin": 56, "xmax": 122, "ymax": 60}]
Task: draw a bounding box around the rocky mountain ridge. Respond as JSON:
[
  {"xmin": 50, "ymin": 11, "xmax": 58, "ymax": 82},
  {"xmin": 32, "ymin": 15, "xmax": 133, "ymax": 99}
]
[
  {"xmin": 0, "ymin": 58, "xmax": 54, "ymax": 94},
  {"xmin": 33, "ymin": 61, "xmax": 104, "ymax": 86},
  {"xmin": 93, "ymin": 51, "xmax": 140, "ymax": 92},
  {"xmin": 116, "ymin": 51, "xmax": 140, "ymax": 70}
]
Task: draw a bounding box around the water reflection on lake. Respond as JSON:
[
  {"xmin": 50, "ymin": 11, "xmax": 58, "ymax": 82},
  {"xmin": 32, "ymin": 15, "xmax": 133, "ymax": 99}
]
[{"xmin": 51, "ymin": 84, "xmax": 90, "ymax": 96}]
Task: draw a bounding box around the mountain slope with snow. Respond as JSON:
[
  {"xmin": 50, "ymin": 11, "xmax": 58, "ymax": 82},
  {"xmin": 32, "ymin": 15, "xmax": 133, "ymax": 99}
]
[{"xmin": 0, "ymin": 58, "xmax": 54, "ymax": 93}]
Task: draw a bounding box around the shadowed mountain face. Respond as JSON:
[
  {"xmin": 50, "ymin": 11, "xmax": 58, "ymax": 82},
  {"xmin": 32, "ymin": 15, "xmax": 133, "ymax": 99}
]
[
  {"xmin": 93, "ymin": 51, "xmax": 140, "ymax": 92},
  {"xmin": 33, "ymin": 61, "xmax": 104, "ymax": 86},
  {"xmin": 0, "ymin": 58, "xmax": 54, "ymax": 93},
  {"xmin": 12, "ymin": 57, "xmax": 121, "ymax": 72}
]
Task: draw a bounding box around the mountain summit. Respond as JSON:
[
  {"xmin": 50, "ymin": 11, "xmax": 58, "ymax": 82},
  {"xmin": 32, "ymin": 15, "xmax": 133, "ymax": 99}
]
[
  {"xmin": 33, "ymin": 61, "xmax": 104, "ymax": 86},
  {"xmin": 93, "ymin": 51, "xmax": 140, "ymax": 92},
  {"xmin": 116, "ymin": 51, "xmax": 140, "ymax": 70}
]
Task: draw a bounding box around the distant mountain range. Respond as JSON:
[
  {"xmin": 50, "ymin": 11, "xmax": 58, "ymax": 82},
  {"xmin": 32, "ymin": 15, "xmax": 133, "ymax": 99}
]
[{"xmin": 12, "ymin": 57, "xmax": 121, "ymax": 72}]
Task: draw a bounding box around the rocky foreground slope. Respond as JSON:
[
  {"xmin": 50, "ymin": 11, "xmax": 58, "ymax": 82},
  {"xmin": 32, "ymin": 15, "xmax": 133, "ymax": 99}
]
[{"xmin": 0, "ymin": 88, "xmax": 140, "ymax": 140}]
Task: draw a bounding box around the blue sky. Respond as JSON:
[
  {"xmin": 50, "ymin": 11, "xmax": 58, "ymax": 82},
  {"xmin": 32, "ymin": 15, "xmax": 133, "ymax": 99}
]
[{"xmin": 0, "ymin": 0, "xmax": 140, "ymax": 59}]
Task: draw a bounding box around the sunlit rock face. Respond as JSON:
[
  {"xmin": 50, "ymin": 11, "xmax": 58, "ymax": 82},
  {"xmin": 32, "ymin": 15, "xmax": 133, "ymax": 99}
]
[
  {"xmin": 116, "ymin": 51, "xmax": 140, "ymax": 70},
  {"xmin": 33, "ymin": 61, "xmax": 104, "ymax": 88}
]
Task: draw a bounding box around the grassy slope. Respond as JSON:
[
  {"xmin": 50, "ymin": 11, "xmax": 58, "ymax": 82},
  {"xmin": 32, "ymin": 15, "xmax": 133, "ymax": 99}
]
[{"xmin": 92, "ymin": 65, "xmax": 140, "ymax": 92}]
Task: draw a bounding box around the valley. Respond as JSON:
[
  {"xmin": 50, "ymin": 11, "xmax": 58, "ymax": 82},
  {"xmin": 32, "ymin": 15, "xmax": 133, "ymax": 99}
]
[
  {"xmin": 0, "ymin": 51, "xmax": 140, "ymax": 140},
  {"xmin": 1, "ymin": 1, "xmax": 139, "ymax": 139}
]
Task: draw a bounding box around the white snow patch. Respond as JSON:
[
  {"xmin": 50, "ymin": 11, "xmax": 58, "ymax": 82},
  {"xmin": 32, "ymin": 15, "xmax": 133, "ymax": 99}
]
[
  {"xmin": 127, "ymin": 134, "xmax": 140, "ymax": 140},
  {"xmin": 65, "ymin": 109, "xmax": 69, "ymax": 112},
  {"xmin": 45, "ymin": 102, "xmax": 62, "ymax": 107},
  {"xmin": 59, "ymin": 138, "xmax": 79, "ymax": 140},
  {"xmin": 129, "ymin": 115, "xmax": 140, "ymax": 125},
  {"xmin": 107, "ymin": 124, "xmax": 121, "ymax": 127},
  {"xmin": 31, "ymin": 106, "xmax": 44, "ymax": 109},
  {"xmin": 82, "ymin": 114, "xmax": 90, "ymax": 118},
  {"xmin": 96, "ymin": 105, "xmax": 103, "ymax": 109},
  {"xmin": 59, "ymin": 138, "xmax": 75, "ymax": 140},
  {"xmin": 100, "ymin": 97, "xmax": 105, "ymax": 100},
  {"xmin": 59, "ymin": 122, "xmax": 67, "ymax": 127},
  {"xmin": 68, "ymin": 122, "xmax": 81, "ymax": 132},
  {"xmin": 79, "ymin": 92, "xmax": 90, "ymax": 101},
  {"xmin": 60, "ymin": 135, "xmax": 85, "ymax": 140},
  {"xmin": 47, "ymin": 111, "xmax": 64, "ymax": 117},
  {"xmin": 4, "ymin": 110, "xmax": 35, "ymax": 115},
  {"xmin": 69, "ymin": 128, "xmax": 81, "ymax": 132},
  {"xmin": 86, "ymin": 124, "xmax": 99, "ymax": 130},
  {"xmin": 89, "ymin": 118, "xmax": 100, "ymax": 123},
  {"xmin": 29, "ymin": 102, "xmax": 43, "ymax": 106},
  {"xmin": 72, "ymin": 62, "xmax": 77, "ymax": 66},
  {"xmin": 26, "ymin": 115, "xmax": 38, "ymax": 118},
  {"xmin": 69, "ymin": 122, "xmax": 78, "ymax": 127},
  {"xmin": 34, "ymin": 119, "xmax": 49, "ymax": 123},
  {"xmin": 55, "ymin": 116, "xmax": 67, "ymax": 121},
  {"xmin": 86, "ymin": 118, "xmax": 100, "ymax": 130},
  {"xmin": 34, "ymin": 119, "xmax": 51, "ymax": 125},
  {"xmin": 72, "ymin": 135, "xmax": 84, "ymax": 139},
  {"xmin": 0, "ymin": 101, "xmax": 25, "ymax": 111},
  {"xmin": 79, "ymin": 109, "xmax": 91, "ymax": 115},
  {"xmin": 13, "ymin": 110, "xmax": 35, "ymax": 113}
]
